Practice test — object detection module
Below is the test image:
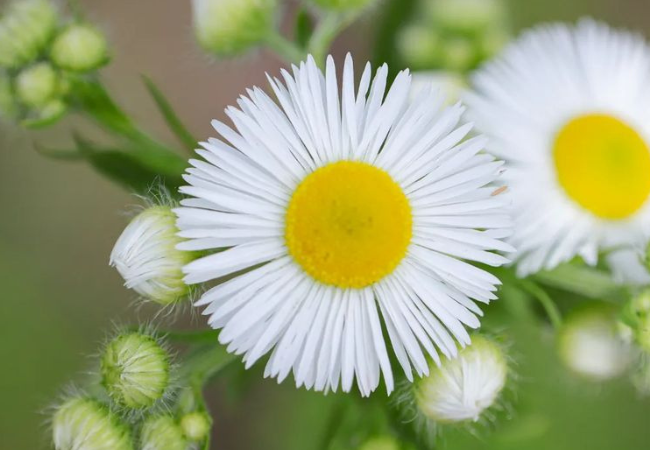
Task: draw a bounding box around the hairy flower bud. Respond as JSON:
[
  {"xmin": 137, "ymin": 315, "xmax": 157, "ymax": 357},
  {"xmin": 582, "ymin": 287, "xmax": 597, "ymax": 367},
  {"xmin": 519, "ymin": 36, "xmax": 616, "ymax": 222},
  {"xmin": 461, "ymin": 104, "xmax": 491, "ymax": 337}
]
[
  {"xmin": 192, "ymin": 0, "xmax": 277, "ymax": 57},
  {"xmin": 621, "ymin": 290, "xmax": 650, "ymax": 352},
  {"xmin": 15, "ymin": 62, "xmax": 59, "ymax": 108},
  {"xmin": 100, "ymin": 332, "xmax": 171, "ymax": 409},
  {"xmin": 140, "ymin": 416, "xmax": 187, "ymax": 450},
  {"xmin": 52, "ymin": 397, "xmax": 133, "ymax": 450},
  {"xmin": 559, "ymin": 307, "xmax": 632, "ymax": 380},
  {"xmin": 309, "ymin": 0, "xmax": 376, "ymax": 11},
  {"xmin": 0, "ymin": 0, "xmax": 58, "ymax": 69},
  {"xmin": 50, "ymin": 24, "xmax": 109, "ymax": 72},
  {"xmin": 415, "ymin": 336, "xmax": 508, "ymax": 423},
  {"xmin": 180, "ymin": 411, "xmax": 212, "ymax": 442},
  {"xmin": 110, "ymin": 206, "xmax": 193, "ymax": 305}
]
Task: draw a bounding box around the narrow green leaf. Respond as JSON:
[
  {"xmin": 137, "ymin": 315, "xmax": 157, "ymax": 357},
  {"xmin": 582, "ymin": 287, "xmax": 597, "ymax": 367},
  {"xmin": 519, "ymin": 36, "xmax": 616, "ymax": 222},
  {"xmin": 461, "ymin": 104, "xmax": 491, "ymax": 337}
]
[
  {"xmin": 294, "ymin": 8, "xmax": 314, "ymax": 48},
  {"xmin": 34, "ymin": 143, "xmax": 84, "ymax": 160},
  {"xmin": 142, "ymin": 75, "xmax": 197, "ymax": 153}
]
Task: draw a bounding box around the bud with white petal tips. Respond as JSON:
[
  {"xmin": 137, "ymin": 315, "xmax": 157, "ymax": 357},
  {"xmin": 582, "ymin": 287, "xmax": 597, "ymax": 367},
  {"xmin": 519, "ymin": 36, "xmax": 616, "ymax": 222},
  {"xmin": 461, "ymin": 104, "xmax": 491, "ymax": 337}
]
[
  {"xmin": 192, "ymin": 0, "xmax": 278, "ymax": 57},
  {"xmin": 309, "ymin": 0, "xmax": 377, "ymax": 11},
  {"xmin": 15, "ymin": 62, "xmax": 60, "ymax": 108},
  {"xmin": 110, "ymin": 205, "xmax": 194, "ymax": 306},
  {"xmin": 100, "ymin": 331, "xmax": 172, "ymax": 410},
  {"xmin": 180, "ymin": 411, "xmax": 212, "ymax": 442},
  {"xmin": 52, "ymin": 397, "xmax": 133, "ymax": 450},
  {"xmin": 558, "ymin": 306, "xmax": 632, "ymax": 380},
  {"xmin": 140, "ymin": 415, "xmax": 187, "ymax": 450},
  {"xmin": 50, "ymin": 24, "xmax": 110, "ymax": 72},
  {"xmin": 414, "ymin": 336, "xmax": 508, "ymax": 424},
  {"xmin": 0, "ymin": 0, "xmax": 58, "ymax": 69}
]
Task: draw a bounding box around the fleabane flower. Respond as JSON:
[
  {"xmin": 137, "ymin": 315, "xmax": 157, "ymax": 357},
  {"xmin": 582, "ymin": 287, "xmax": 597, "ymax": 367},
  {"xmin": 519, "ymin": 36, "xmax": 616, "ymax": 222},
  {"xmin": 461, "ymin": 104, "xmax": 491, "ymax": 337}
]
[
  {"xmin": 52, "ymin": 397, "xmax": 133, "ymax": 450},
  {"xmin": 412, "ymin": 335, "xmax": 508, "ymax": 424},
  {"xmin": 177, "ymin": 54, "xmax": 511, "ymax": 396},
  {"xmin": 467, "ymin": 20, "xmax": 650, "ymax": 276},
  {"xmin": 110, "ymin": 205, "xmax": 194, "ymax": 305}
]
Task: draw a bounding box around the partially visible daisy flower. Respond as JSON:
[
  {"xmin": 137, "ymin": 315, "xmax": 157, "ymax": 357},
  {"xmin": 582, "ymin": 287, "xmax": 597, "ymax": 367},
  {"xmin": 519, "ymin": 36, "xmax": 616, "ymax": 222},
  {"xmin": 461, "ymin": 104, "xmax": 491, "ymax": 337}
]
[
  {"xmin": 176, "ymin": 54, "xmax": 511, "ymax": 396},
  {"xmin": 605, "ymin": 247, "xmax": 650, "ymax": 286},
  {"xmin": 467, "ymin": 20, "xmax": 650, "ymax": 276}
]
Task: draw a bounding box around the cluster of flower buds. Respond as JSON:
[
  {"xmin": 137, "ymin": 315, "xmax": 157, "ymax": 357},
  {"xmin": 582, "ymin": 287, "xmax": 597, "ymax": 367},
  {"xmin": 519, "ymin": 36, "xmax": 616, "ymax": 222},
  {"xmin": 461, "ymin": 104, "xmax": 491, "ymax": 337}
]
[
  {"xmin": 0, "ymin": 0, "xmax": 108, "ymax": 127},
  {"xmin": 397, "ymin": 0, "xmax": 510, "ymax": 72}
]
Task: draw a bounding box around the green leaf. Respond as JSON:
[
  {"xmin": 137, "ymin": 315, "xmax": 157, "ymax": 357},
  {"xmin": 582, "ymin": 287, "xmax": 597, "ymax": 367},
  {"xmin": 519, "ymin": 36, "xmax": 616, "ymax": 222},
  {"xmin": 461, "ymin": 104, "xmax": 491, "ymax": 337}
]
[
  {"xmin": 533, "ymin": 263, "xmax": 624, "ymax": 301},
  {"xmin": 294, "ymin": 8, "xmax": 314, "ymax": 48},
  {"xmin": 142, "ymin": 75, "xmax": 197, "ymax": 153}
]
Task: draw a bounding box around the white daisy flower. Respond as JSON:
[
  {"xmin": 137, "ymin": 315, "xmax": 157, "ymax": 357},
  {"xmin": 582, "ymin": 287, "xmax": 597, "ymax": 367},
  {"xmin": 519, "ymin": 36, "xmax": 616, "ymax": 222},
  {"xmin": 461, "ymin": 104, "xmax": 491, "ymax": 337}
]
[
  {"xmin": 176, "ymin": 54, "xmax": 511, "ymax": 396},
  {"xmin": 466, "ymin": 20, "xmax": 650, "ymax": 276}
]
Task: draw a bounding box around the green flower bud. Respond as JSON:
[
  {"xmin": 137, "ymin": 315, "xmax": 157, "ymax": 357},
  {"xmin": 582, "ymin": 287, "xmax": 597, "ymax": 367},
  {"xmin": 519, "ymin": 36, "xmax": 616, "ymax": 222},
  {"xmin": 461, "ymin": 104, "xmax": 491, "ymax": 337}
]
[
  {"xmin": 397, "ymin": 26, "xmax": 441, "ymax": 70},
  {"xmin": 50, "ymin": 24, "xmax": 109, "ymax": 72},
  {"xmin": 140, "ymin": 416, "xmax": 187, "ymax": 450},
  {"xmin": 180, "ymin": 411, "xmax": 212, "ymax": 442},
  {"xmin": 309, "ymin": 0, "xmax": 376, "ymax": 11},
  {"xmin": 52, "ymin": 397, "xmax": 133, "ymax": 450},
  {"xmin": 559, "ymin": 307, "xmax": 632, "ymax": 380},
  {"xmin": 415, "ymin": 336, "xmax": 508, "ymax": 424},
  {"xmin": 110, "ymin": 206, "xmax": 194, "ymax": 306},
  {"xmin": 358, "ymin": 436, "xmax": 400, "ymax": 450},
  {"xmin": 428, "ymin": 0, "xmax": 507, "ymax": 35},
  {"xmin": 0, "ymin": 0, "xmax": 58, "ymax": 69},
  {"xmin": 622, "ymin": 290, "xmax": 650, "ymax": 352},
  {"xmin": 440, "ymin": 36, "xmax": 476, "ymax": 72},
  {"xmin": 192, "ymin": 0, "xmax": 277, "ymax": 57},
  {"xmin": 15, "ymin": 62, "xmax": 58, "ymax": 107},
  {"xmin": 100, "ymin": 332, "xmax": 171, "ymax": 409}
]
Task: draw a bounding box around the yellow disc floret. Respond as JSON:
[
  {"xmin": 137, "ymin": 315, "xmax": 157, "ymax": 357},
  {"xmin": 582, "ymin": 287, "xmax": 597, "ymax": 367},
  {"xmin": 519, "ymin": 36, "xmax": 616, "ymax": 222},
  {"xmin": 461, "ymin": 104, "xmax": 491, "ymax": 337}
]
[
  {"xmin": 553, "ymin": 114, "xmax": 650, "ymax": 220},
  {"xmin": 285, "ymin": 161, "xmax": 412, "ymax": 288}
]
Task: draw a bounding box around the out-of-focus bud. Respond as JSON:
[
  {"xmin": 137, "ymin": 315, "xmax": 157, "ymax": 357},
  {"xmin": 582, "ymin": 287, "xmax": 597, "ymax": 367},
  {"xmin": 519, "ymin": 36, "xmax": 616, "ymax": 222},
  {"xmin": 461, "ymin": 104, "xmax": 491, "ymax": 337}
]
[
  {"xmin": 180, "ymin": 411, "xmax": 212, "ymax": 442},
  {"xmin": 0, "ymin": 0, "xmax": 58, "ymax": 69},
  {"xmin": 439, "ymin": 36, "xmax": 475, "ymax": 72},
  {"xmin": 621, "ymin": 290, "xmax": 650, "ymax": 352},
  {"xmin": 397, "ymin": 26, "xmax": 441, "ymax": 71},
  {"xmin": 192, "ymin": 0, "xmax": 277, "ymax": 57},
  {"xmin": 140, "ymin": 415, "xmax": 187, "ymax": 450},
  {"xmin": 358, "ymin": 436, "xmax": 400, "ymax": 450},
  {"xmin": 52, "ymin": 397, "xmax": 133, "ymax": 450},
  {"xmin": 15, "ymin": 62, "xmax": 59, "ymax": 108},
  {"xmin": 100, "ymin": 332, "xmax": 171, "ymax": 410},
  {"xmin": 110, "ymin": 206, "xmax": 194, "ymax": 306},
  {"xmin": 559, "ymin": 306, "xmax": 632, "ymax": 381},
  {"xmin": 427, "ymin": 0, "xmax": 507, "ymax": 35},
  {"xmin": 415, "ymin": 336, "xmax": 508, "ymax": 424},
  {"xmin": 309, "ymin": 0, "xmax": 376, "ymax": 11},
  {"xmin": 50, "ymin": 24, "xmax": 109, "ymax": 72},
  {"xmin": 410, "ymin": 71, "xmax": 466, "ymax": 106}
]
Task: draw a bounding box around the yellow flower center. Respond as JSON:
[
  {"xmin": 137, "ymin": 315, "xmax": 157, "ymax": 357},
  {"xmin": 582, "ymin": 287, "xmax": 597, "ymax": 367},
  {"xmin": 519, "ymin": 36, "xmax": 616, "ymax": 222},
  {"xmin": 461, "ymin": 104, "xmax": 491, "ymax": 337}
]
[
  {"xmin": 285, "ymin": 161, "xmax": 412, "ymax": 288},
  {"xmin": 553, "ymin": 114, "xmax": 650, "ymax": 220}
]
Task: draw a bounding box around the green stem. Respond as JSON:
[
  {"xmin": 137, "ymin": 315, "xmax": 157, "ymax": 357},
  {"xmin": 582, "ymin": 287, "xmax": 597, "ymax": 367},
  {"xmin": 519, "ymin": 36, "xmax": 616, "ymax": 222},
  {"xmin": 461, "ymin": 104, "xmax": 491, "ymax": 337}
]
[
  {"xmin": 519, "ymin": 280, "xmax": 563, "ymax": 329},
  {"xmin": 161, "ymin": 328, "xmax": 221, "ymax": 344},
  {"xmin": 533, "ymin": 263, "xmax": 625, "ymax": 301},
  {"xmin": 319, "ymin": 397, "xmax": 347, "ymax": 450},
  {"xmin": 307, "ymin": 12, "xmax": 361, "ymax": 67},
  {"xmin": 264, "ymin": 31, "xmax": 306, "ymax": 64}
]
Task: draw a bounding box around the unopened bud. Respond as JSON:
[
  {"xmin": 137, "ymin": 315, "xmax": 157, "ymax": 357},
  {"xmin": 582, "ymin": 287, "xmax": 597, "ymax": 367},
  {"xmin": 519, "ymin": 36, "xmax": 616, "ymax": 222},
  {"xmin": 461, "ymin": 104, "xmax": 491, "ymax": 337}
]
[
  {"xmin": 50, "ymin": 24, "xmax": 109, "ymax": 72},
  {"xmin": 0, "ymin": 0, "xmax": 58, "ymax": 69},
  {"xmin": 428, "ymin": 0, "xmax": 507, "ymax": 35},
  {"xmin": 15, "ymin": 62, "xmax": 59, "ymax": 108},
  {"xmin": 415, "ymin": 336, "xmax": 508, "ymax": 423},
  {"xmin": 110, "ymin": 206, "xmax": 194, "ymax": 305},
  {"xmin": 192, "ymin": 0, "xmax": 277, "ymax": 57},
  {"xmin": 52, "ymin": 397, "xmax": 133, "ymax": 450},
  {"xmin": 100, "ymin": 332, "xmax": 171, "ymax": 409},
  {"xmin": 397, "ymin": 26, "xmax": 440, "ymax": 70},
  {"xmin": 622, "ymin": 290, "xmax": 650, "ymax": 352},
  {"xmin": 180, "ymin": 411, "xmax": 212, "ymax": 442},
  {"xmin": 559, "ymin": 307, "xmax": 631, "ymax": 380},
  {"xmin": 140, "ymin": 415, "xmax": 187, "ymax": 450}
]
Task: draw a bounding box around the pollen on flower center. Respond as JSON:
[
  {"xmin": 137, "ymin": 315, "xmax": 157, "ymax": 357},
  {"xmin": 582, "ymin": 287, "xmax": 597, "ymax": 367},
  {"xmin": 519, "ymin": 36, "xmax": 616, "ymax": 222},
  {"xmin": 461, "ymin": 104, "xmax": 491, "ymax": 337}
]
[
  {"xmin": 285, "ymin": 160, "xmax": 412, "ymax": 288},
  {"xmin": 553, "ymin": 114, "xmax": 650, "ymax": 219}
]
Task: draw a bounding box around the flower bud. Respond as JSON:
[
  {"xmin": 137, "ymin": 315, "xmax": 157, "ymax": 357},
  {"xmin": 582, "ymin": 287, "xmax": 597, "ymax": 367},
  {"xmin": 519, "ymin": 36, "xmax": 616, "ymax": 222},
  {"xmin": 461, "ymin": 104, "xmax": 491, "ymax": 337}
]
[
  {"xmin": 50, "ymin": 24, "xmax": 109, "ymax": 72},
  {"xmin": 192, "ymin": 0, "xmax": 277, "ymax": 57},
  {"xmin": 15, "ymin": 62, "xmax": 59, "ymax": 108},
  {"xmin": 427, "ymin": 0, "xmax": 507, "ymax": 35},
  {"xmin": 52, "ymin": 397, "xmax": 133, "ymax": 450},
  {"xmin": 621, "ymin": 290, "xmax": 650, "ymax": 352},
  {"xmin": 414, "ymin": 336, "xmax": 508, "ymax": 424},
  {"xmin": 558, "ymin": 307, "xmax": 631, "ymax": 380},
  {"xmin": 0, "ymin": 0, "xmax": 58, "ymax": 69},
  {"xmin": 309, "ymin": 0, "xmax": 376, "ymax": 11},
  {"xmin": 180, "ymin": 411, "xmax": 212, "ymax": 442},
  {"xmin": 100, "ymin": 332, "xmax": 171, "ymax": 409},
  {"xmin": 397, "ymin": 26, "xmax": 441, "ymax": 70},
  {"xmin": 110, "ymin": 206, "xmax": 193, "ymax": 305},
  {"xmin": 358, "ymin": 436, "xmax": 400, "ymax": 450},
  {"xmin": 140, "ymin": 415, "xmax": 187, "ymax": 450}
]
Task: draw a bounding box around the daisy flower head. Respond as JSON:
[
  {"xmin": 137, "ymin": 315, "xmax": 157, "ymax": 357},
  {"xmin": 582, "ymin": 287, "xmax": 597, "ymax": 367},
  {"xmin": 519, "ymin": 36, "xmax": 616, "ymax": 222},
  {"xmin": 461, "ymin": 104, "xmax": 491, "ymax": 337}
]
[
  {"xmin": 467, "ymin": 19, "xmax": 650, "ymax": 276},
  {"xmin": 176, "ymin": 54, "xmax": 512, "ymax": 396}
]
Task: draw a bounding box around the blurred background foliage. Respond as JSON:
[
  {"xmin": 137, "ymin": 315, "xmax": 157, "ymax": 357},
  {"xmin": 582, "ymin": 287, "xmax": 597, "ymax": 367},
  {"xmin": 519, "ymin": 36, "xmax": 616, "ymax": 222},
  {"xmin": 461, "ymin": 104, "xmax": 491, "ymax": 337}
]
[{"xmin": 1, "ymin": 0, "xmax": 649, "ymax": 449}]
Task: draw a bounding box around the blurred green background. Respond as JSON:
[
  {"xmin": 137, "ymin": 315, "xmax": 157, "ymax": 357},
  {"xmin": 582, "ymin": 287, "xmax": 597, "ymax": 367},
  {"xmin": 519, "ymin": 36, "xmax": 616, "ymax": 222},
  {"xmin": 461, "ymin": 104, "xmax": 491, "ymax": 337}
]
[{"xmin": 1, "ymin": 0, "xmax": 650, "ymax": 449}]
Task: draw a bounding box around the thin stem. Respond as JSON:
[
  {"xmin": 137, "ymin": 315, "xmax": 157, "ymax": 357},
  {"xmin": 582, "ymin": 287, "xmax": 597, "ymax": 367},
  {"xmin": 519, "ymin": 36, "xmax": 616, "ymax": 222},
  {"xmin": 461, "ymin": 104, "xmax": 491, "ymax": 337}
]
[
  {"xmin": 162, "ymin": 328, "xmax": 221, "ymax": 344},
  {"xmin": 532, "ymin": 263, "xmax": 623, "ymax": 301},
  {"xmin": 307, "ymin": 12, "xmax": 361, "ymax": 67},
  {"xmin": 318, "ymin": 397, "xmax": 347, "ymax": 450},
  {"xmin": 263, "ymin": 31, "xmax": 306, "ymax": 64},
  {"xmin": 519, "ymin": 280, "xmax": 563, "ymax": 329}
]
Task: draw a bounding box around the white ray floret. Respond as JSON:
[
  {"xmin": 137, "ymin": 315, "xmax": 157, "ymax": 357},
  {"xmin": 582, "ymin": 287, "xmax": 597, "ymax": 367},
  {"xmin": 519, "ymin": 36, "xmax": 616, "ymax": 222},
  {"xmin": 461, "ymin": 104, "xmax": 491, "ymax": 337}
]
[{"xmin": 177, "ymin": 54, "xmax": 511, "ymax": 396}]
